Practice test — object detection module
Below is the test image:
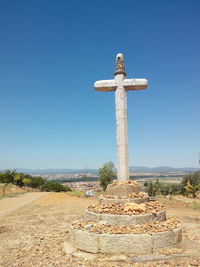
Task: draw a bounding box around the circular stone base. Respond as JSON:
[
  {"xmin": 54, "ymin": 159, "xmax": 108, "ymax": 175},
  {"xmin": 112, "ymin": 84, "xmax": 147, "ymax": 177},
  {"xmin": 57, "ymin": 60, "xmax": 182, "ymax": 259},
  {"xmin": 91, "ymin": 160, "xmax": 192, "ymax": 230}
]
[
  {"xmin": 85, "ymin": 210, "xmax": 166, "ymax": 226},
  {"xmin": 64, "ymin": 239, "xmax": 188, "ymax": 263},
  {"xmin": 99, "ymin": 196, "xmax": 149, "ymax": 205},
  {"xmin": 69, "ymin": 224, "xmax": 182, "ymax": 255}
]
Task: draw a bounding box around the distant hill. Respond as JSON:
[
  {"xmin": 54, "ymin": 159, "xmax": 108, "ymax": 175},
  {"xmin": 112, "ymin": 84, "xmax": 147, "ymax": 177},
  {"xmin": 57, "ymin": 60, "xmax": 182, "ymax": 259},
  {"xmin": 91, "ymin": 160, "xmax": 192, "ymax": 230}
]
[
  {"xmin": 0, "ymin": 166, "xmax": 199, "ymax": 175},
  {"xmin": 129, "ymin": 166, "xmax": 199, "ymax": 173},
  {"xmin": 0, "ymin": 168, "xmax": 98, "ymax": 175}
]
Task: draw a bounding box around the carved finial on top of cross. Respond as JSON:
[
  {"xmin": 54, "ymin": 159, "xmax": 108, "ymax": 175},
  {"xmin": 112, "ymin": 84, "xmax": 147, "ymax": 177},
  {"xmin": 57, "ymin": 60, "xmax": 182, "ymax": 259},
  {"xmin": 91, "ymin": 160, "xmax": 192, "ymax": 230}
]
[{"xmin": 115, "ymin": 53, "xmax": 126, "ymax": 76}]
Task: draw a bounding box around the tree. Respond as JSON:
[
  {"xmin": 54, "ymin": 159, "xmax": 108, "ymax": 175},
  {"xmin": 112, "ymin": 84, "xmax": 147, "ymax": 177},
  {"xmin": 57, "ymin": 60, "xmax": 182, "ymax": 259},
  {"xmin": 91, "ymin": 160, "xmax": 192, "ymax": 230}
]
[
  {"xmin": 99, "ymin": 161, "xmax": 115, "ymax": 191},
  {"xmin": 184, "ymin": 180, "xmax": 196, "ymax": 198},
  {"xmin": 182, "ymin": 171, "xmax": 200, "ymax": 188},
  {"xmin": 154, "ymin": 179, "xmax": 160, "ymax": 195},
  {"xmin": 147, "ymin": 181, "xmax": 156, "ymax": 196},
  {"xmin": 22, "ymin": 178, "xmax": 32, "ymax": 186},
  {"xmin": 182, "ymin": 171, "xmax": 200, "ymax": 198},
  {"xmin": 28, "ymin": 176, "xmax": 46, "ymax": 188},
  {"xmin": 0, "ymin": 170, "xmax": 18, "ymax": 196},
  {"xmin": 14, "ymin": 173, "xmax": 24, "ymax": 187}
]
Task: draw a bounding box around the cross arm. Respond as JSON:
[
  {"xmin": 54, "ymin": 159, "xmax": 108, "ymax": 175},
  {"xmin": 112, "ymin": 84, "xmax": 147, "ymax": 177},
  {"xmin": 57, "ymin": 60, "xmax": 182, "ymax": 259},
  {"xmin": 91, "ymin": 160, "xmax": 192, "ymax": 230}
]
[
  {"xmin": 94, "ymin": 79, "xmax": 117, "ymax": 92},
  {"xmin": 123, "ymin": 79, "xmax": 148, "ymax": 91}
]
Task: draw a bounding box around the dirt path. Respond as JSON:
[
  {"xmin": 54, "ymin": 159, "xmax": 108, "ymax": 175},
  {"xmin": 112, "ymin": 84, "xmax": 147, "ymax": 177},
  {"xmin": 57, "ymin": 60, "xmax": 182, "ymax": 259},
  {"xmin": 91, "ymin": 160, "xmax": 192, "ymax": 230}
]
[
  {"xmin": 0, "ymin": 193, "xmax": 98, "ymax": 267},
  {"xmin": 0, "ymin": 192, "xmax": 50, "ymax": 217},
  {"xmin": 0, "ymin": 193, "xmax": 199, "ymax": 267}
]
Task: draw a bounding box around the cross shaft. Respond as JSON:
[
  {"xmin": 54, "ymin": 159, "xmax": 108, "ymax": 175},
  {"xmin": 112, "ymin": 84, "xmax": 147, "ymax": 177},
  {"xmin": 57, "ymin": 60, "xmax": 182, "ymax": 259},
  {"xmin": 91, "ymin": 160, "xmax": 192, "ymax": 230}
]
[{"xmin": 94, "ymin": 53, "xmax": 148, "ymax": 181}]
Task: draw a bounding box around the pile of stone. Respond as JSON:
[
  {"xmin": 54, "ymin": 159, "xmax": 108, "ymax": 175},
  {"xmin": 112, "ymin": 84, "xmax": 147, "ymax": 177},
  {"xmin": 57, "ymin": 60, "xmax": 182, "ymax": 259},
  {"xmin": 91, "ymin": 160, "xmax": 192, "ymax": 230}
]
[
  {"xmin": 110, "ymin": 180, "xmax": 139, "ymax": 186},
  {"xmin": 69, "ymin": 180, "xmax": 182, "ymax": 255},
  {"xmin": 72, "ymin": 217, "xmax": 180, "ymax": 234},
  {"xmin": 87, "ymin": 201, "xmax": 165, "ymax": 215},
  {"xmin": 99, "ymin": 181, "xmax": 149, "ymax": 205}
]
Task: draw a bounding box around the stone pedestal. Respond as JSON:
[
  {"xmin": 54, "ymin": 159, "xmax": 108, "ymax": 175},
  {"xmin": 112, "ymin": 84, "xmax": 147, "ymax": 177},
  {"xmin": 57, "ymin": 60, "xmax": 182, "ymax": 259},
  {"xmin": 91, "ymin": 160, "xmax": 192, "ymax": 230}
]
[
  {"xmin": 69, "ymin": 181, "xmax": 182, "ymax": 256},
  {"xmin": 105, "ymin": 181, "xmax": 141, "ymax": 196}
]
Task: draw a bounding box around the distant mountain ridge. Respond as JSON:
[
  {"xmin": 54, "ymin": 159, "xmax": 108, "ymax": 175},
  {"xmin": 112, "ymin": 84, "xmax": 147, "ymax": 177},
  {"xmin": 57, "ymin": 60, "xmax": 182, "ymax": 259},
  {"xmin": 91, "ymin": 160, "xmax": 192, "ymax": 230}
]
[
  {"xmin": 0, "ymin": 166, "xmax": 199, "ymax": 175},
  {"xmin": 129, "ymin": 166, "xmax": 199, "ymax": 173},
  {"xmin": 0, "ymin": 168, "xmax": 98, "ymax": 174}
]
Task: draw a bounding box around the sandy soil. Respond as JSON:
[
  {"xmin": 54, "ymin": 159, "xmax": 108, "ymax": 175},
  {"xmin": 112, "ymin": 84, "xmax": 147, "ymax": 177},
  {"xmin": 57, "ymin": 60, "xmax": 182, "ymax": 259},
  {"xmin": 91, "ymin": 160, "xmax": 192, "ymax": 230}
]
[
  {"xmin": 0, "ymin": 192, "xmax": 49, "ymax": 216},
  {"xmin": 0, "ymin": 193, "xmax": 200, "ymax": 267}
]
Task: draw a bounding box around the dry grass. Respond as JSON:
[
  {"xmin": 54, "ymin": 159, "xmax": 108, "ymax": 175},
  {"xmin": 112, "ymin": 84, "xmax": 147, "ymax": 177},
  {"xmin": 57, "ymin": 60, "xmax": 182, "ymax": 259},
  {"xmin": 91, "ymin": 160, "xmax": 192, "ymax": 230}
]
[
  {"xmin": 0, "ymin": 183, "xmax": 28, "ymax": 200},
  {"xmin": 67, "ymin": 190, "xmax": 86, "ymax": 198},
  {"xmin": 158, "ymin": 195, "xmax": 200, "ymax": 214}
]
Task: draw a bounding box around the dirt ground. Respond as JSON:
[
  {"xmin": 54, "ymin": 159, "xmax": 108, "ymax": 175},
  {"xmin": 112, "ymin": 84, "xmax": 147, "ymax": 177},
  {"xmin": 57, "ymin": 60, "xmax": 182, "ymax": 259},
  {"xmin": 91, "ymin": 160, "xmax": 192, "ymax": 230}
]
[
  {"xmin": 0, "ymin": 192, "xmax": 49, "ymax": 216},
  {"xmin": 0, "ymin": 193, "xmax": 200, "ymax": 267}
]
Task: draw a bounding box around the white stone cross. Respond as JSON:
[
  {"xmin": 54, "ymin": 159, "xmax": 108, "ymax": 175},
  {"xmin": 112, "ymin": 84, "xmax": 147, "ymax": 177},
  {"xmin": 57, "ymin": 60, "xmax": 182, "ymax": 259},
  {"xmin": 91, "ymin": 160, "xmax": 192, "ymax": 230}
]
[{"xmin": 94, "ymin": 53, "xmax": 148, "ymax": 181}]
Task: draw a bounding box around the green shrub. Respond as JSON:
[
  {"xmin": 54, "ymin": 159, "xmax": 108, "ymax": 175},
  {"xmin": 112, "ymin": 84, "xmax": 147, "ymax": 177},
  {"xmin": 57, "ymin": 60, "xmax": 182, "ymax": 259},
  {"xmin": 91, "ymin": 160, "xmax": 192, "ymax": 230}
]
[
  {"xmin": 41, "ymin": 181, "xmax": 71, "ymax": 192},
  {"xmin": 28, "ymin": 176, "xmax": 46, "ymax": 188},
  {"xmin": 146, "ymin": 180, "xmax": 183, "ymax": 196}
]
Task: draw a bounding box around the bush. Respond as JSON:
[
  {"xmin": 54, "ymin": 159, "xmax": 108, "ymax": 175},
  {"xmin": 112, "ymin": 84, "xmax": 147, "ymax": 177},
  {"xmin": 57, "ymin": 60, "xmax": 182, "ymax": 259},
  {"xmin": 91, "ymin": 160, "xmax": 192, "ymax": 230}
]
[
  {"xmin": 28, "ymin": 176, "xmax": 46, "ymax": 188},
  {"xmin": 159, "ymin": 183, "xmax": 183, "ymax": 195},
  {"xmin": 41, "ymin": 181, "xmax": 71, "ymax": 192},
  {"xmin": 146, "ymin": 180, "xmax": 183, "ymax": 196},
  {"xmin": 0, "ymin": 170, "xmax": 71, "ymax": 195},
  {"xmin": 22, "ymin": 178, "xmax": 32, "ymax": 186}
]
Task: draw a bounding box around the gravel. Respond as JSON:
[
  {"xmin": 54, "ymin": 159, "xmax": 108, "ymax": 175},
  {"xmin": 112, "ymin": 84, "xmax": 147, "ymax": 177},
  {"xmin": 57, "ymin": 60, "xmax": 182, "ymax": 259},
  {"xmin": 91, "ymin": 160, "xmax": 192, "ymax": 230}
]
[
  {"xmin": 87, "ymin": 201, "xmax": 165, "ymax": 215},
  {"xmin": 0, "ymin": 193, "xmax": 199, "ymax": 267},
  {"xmin": 72, "ymin": 217, "xmax": 180, "ymax": 234}
]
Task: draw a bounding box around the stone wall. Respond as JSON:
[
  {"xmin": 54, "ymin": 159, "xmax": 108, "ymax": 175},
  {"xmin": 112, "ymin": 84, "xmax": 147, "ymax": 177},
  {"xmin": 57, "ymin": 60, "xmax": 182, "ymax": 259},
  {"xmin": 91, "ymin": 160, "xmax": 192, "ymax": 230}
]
[
  {"xmin": 99, "ymin": 196, "xmax": 149, "ymax": 205},
  {"xmin": 69, "ymin": 225, "xmax": 182, "ymax": 254},
  {"xmin": 85, "ymin": 210, "xmax": 166, "ymax": 226}
]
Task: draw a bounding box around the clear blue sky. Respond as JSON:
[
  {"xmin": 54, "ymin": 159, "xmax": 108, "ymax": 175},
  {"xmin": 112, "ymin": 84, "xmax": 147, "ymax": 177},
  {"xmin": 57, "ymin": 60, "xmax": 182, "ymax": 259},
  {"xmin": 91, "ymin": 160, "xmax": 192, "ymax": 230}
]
[{"xmin": 0, "ymin": 0, "xmax": 199, "ymax": 169}]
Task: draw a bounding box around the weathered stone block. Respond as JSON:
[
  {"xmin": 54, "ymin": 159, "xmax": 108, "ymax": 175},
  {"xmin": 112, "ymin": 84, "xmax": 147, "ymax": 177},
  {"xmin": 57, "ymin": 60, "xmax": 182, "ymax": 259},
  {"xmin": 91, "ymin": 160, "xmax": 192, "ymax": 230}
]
[
  {"xmin": 69, "ymin": 224, "xmax": 75, "ymax": 246},
  {"xmin": 173, "ymin": 227, "xmax": 182, "ymax": 243},
  {"xmin": 85, "ymin": 210, "xmax": 100, "ymax": 222},
  {"xmin": 85, "ymin": 210, "xmax": 166, "ymax": 226},
  {"xmin": 69, "ymin": 226, "xmax": 182, "ymax": 255},
  {"xmin": 152, "ymin": 230, "xmax": 177, "ymax": 252},
  {"xmin": 74, "ymin": 229, "xmax": 99, "ymax": 253},
  {"xmin": 106, "ymin": 184, "xmax": 141, "ymax": 197},
  {"xmin": 136, "ymin": 214, "xmax": 152, "ymax": 224},
  {"xmin": 99, "ymin": 196, "xmax": 149, "ymax": 205},
  {"xmin": 155, "ymin": 210, "xmax": 166, "ymax": 222},
  {"xmin": 100, "ymin": 213, "xmax": 136, "ymax": 226},
  {"xmin": 99, "ymin": 233, "xmax": 152, "ymax": 254}
]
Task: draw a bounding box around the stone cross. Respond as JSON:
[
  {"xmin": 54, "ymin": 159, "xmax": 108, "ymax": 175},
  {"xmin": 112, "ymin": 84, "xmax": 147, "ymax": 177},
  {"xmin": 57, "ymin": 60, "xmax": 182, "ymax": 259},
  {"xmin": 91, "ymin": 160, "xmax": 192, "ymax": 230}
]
[{"xmin": 94, "ymin": 53, "xmax": 148, "ymax": 181}]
